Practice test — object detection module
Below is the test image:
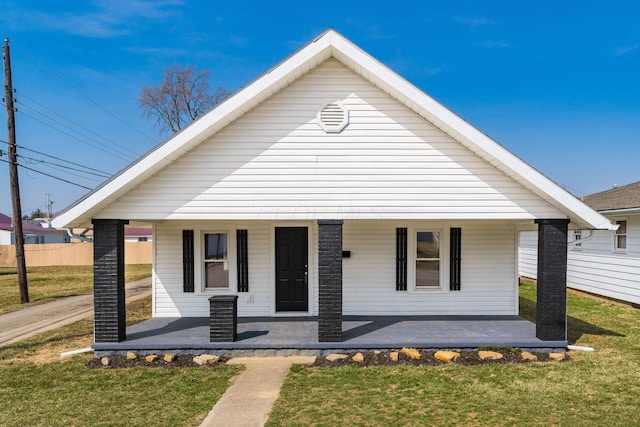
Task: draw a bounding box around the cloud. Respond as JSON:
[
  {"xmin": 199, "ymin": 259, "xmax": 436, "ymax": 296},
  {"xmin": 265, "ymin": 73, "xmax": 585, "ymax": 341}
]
[
  {"xmin": 480, "ymin": 40, "xmax": 509, "ymax": 50},
  {"xmin": 3, "ymin": 0, "xmax": 184, "ymax": 38},
  {"xmin": 344, "ymin": 19, "xmax": 396, "ymax": 41},
  {"xmin": 614, "ymin": 44, "xmax": 640, "ymax": 56},
  {"xmin": 454, "ymin": 16, "xmax": 494, "ymax": 27},
  {"xmin": 422, "ymin": 65, "xmax": 447, "ymax": 76}
]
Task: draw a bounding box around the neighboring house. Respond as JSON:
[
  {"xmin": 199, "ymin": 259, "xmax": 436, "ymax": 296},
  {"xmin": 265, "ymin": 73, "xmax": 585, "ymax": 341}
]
[
  {"xmin": 520, "ymin": 181, "xmax": 640, "ymax": 306},
  {"xmin": 125, "ymin": 228, "xmax": 153, "ymax": 242},
  {"xmin": 52, "ymin": 29, "xmax": 613, "ymax": 351},
  {"xmin": 0, "ymin": 213, "xmax": 70, "ymax": 244}
]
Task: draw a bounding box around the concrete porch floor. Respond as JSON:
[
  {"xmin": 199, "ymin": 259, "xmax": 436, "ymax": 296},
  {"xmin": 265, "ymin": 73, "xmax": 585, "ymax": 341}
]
[{"xmin": 93, "ymin": 315, "xmax": 567, "ymax": 355}]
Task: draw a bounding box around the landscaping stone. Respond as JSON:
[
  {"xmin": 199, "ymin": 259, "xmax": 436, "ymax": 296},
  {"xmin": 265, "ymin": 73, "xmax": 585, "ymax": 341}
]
[
  {"xmin": 549, "ymin": 352, "xmax": 566, "ymax": 361},
  {"xmin": 164, "ymin": 354, "xmax": 177, "ymax": 363},
  {"xmin": 145, "ymin": 355, "xmax": 158, "ymax": 363},
  {"xmin": 521, "ymin": 351, "xmax": 538, "ymax": 361},
  {"xmin": 374, "ymin": 350, "xmax": 381, "ymax": 355},
  {"xmin": 325, "ymin": 353, "xmax": 348, "ymax": 362},
  {"xmin": 390, "ymin": 351, "xmax": 399, "ymax": 362},
  {"xmin": 401, "ymin": 347, "xmax": 421, "ymax": 360},
  {"xmin": 478, "ymin": 350, "xmax": 503, "ymax": 360},
  {"xmin": 352, "ymin": 352, "xmax": 364, "ymax": 363},
  {"xmin": 434, "ymin": 350, "xmax": 460, "ymax": 363},
  {"xmin": 193, "ymin": 354, "xmax": 220, "ymax": 365},
  {"xmin": 100, "ymin": 357, "xmax": 110, "ymax": 367},
  {"xmin": 126, "ymin": 352, "xmax": 137, "ymax": 360}
]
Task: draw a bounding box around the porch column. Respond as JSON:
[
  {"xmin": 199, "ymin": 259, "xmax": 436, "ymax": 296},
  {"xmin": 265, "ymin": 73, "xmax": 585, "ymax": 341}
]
[
  {"xmin": 92, "ymin": 219, "xmax": 129, "ymax": 342},
  {"xmin": 535, "ymin": 218, "xmax": 569, "ymax": 341},
  {"xmin": 318, "ymin": 220, "xmax": 343, "ymax": 342}
]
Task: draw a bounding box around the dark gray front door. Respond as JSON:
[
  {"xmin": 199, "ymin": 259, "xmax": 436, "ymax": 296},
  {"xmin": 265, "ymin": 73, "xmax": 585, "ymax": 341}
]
[{"xmin": 275, "ymin": 227, "xmax": 308, "ymax": 311}]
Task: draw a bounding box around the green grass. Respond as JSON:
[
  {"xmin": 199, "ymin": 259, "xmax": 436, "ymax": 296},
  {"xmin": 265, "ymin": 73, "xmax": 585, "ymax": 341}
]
[
  {"xmin": 0, "ymin": 264, "xmax": 151, "ymax": 314},
  {"xmin": 268, "ymin": 279, "xmax": 640, "ymax": 426},
  {"xmin": 0, "ymin": 295, "xmax": 240, "ymax": 426},
  {"xmin": 0, "ymin": 358, "xmax": 238, "ymax": 427}
]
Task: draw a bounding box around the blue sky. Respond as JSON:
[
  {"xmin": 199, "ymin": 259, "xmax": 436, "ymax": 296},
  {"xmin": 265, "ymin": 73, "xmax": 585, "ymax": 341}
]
[{"xmin": 0, "ymin": 1, "xmax": 639, "ymax": 217}]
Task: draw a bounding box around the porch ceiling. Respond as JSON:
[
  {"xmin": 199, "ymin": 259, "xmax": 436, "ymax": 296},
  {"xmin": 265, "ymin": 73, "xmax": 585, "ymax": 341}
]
[{"xmin": 93, "ymin": 315, "xmax": 567, "ymax": 354}]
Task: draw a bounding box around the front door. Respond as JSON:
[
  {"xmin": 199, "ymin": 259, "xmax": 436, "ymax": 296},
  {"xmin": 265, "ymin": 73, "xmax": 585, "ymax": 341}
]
[{"xmin": 275, "ymin": 227, "xmax": 308, "ymax": 311}]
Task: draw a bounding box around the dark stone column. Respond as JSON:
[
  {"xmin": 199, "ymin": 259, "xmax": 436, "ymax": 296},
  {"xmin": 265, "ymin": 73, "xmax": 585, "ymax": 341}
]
[
  {"xmin": 92, "ymin": 219, "xmax": 128, "ymax": 342},
  {"xmin": 535, "ymin": 218, "xmax": 569, "ymax": 341},
  {"xmin": 318, "ymin": 220, "xmax": 343, "ymax": 342},
  {"xmin": 209, "ymin": 295, "xmax": 238, "ymax": 342}
]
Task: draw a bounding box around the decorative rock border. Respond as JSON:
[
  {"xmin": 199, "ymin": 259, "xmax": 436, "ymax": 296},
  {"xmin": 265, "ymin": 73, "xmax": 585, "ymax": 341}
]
[
  {"xmin": 88, "ymin": 352, "xmax": 229, "ymax": 369},
  {"xmin": 314, "ymin": 348, "xmax": 567, "ymax": 367}
]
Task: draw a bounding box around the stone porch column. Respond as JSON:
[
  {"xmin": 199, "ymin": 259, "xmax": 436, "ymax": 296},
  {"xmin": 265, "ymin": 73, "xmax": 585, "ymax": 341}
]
[
  {"xmin": 92, "ymin": 219, "xmax": 129, "ymax": 342},
  {"xmin": 318, "ymin": 220, "xmax": 343, "ymax": 342},
  {"xmin": 535, "ymin": 218, "xmax": 569, "ymax": 341}
]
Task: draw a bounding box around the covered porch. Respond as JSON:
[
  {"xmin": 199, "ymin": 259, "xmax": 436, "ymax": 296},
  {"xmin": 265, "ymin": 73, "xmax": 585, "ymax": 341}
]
[{"xmin": 92, "ymin": 314, "xmax": 567, "ymax": 355}]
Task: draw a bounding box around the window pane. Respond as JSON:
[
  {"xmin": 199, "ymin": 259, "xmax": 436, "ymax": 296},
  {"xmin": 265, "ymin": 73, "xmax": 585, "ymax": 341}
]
[
  {"xmin": 205, "ymin": 233, "xmax": 227, "ymax": 260},
  {"xmin": 416, "ymin": 232, "xmax": 440, "ymax": 259},
  {"xmin": 616, "ymin": 221, "xmax": 627, "ymax": 235},
  {"xmin": 205, "ymin": 262, "xmax": 229, "ymax": 288},
  {"xmin": 416, "ymin": 260, "xmax": 439, "ymax": 287},
  {"xmin": 616, "ymin": 235, "xmax": 627, "ymax": 250}
]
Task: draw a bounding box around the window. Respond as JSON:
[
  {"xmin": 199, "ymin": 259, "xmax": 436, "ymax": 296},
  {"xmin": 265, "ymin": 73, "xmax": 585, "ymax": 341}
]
[
  {"xmin": 138, "ymin": 237, "xmax": 148, "ymax": 242},
  {"xmin": 614, "ymin": 220, "xmax": 627, "ymax": 251},
  {"xmin": 204, "ymin": 233, "xmax": 229, "ymax": 289},
  {"xmin": 416, "ymin": 231, "xmax": 440, "ymax": 288}
]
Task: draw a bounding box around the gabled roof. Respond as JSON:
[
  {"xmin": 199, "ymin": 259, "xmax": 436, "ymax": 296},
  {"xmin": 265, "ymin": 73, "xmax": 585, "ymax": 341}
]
[
  {"xmin": 52, "ymin": 29, "xmax": 615, "ymax": 231},
  {"xmin": 583, "ymin": 181, "xmax": 640, "ymax": 212}
]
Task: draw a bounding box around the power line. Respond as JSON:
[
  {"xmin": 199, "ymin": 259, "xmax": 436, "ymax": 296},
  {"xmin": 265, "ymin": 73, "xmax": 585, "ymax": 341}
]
[
  {"xmin": 12, "ymin": 107, "xmax": 134, "ymax": 162},
  {"xmin": 0, "ymin": 139, "xmax": 112, "ymax": 176},
  {"xmin": 17, "ymin": 153, "xmax": 110, "ymax": 178},
  {"xmin": 20, "ymin": 156, "xmax": 106, "ymax": 182},
  {"xmin": 15, "ymin": 90, "xmax": 141, "ymax": 157},
  {"xmin": 0, "ymin": 158, "xmax": 93, "ymax": 190},
  {"xmin": 8, "ymin": 41, "xmax": 157, "ymax": 143}
]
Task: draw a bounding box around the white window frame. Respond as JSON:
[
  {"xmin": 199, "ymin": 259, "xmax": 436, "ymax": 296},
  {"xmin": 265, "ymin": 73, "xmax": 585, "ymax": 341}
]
[
  {"xmin": 613, "ymin": 218, "xmax": 628, "ymax": 252},
  {"xmin": 201, "ymin": 230, "xmax": 236, "ymax": 292},
  {"xmin": 411, "ymin": 227, "xmax": 447, "ymax": 291}
]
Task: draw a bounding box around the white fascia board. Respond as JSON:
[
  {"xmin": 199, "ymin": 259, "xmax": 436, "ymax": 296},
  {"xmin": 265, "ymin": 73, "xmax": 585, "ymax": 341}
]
[
  {"xmin": 52, "ymin": 33, "xmax": 334, "ymax": 229},
  {"xmin": 328, "ymin": 31, "xmax": 613, "ymax": 231},
  {"xmin": 600, "ymin": 208, "xmax": 640, "ymax": 216}
]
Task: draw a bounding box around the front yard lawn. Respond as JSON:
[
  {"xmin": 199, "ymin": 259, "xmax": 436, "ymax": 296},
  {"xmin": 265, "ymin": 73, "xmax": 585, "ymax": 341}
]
[
  {"xmin": 0, "ymin": 264, "xmax": 151, "ymax": 315},
  {"xmin": 268, "ymin": 280, "xmax": 640, "ymax": 426},
  {"xmin": 0, "ymin": 295, "xmax": 240, "ymax": 427}
]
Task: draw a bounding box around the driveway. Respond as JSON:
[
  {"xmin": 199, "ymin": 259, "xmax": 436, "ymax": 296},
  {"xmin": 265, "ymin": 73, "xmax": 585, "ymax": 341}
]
[{"xmin": 0, "ymin": 277, "xmax": 151, "ymax": 348}]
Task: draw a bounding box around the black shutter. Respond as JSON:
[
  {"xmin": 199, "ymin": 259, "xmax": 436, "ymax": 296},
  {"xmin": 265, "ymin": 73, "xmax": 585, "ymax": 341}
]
[
  {"xmin": 450, "ymin": 227, "xmax": 461, "ymax": 291},
  {"xmin": 237, "ymin": 229, "xmax": 249, "ymax": 292},
  {"xmin": 396, "ymin": 227, "xmax": 408, "ymax": 291},
  {"xmin": 182, "ymin": 230, "xmax": 194, "ymax": 292}
]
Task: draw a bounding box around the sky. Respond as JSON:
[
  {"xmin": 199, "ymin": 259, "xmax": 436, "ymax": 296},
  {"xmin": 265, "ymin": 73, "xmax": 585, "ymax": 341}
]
[{"xmin": 0, "ymin": 1, "xmax": 639, "ymax": 217}]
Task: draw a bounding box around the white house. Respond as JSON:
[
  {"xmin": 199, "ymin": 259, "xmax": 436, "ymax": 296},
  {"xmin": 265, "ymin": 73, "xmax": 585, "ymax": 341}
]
[
  {"xmin": 520, "ymin": 181, "xmax": 640, "ymax": 306},
  {"xmin": 0, "ymin": 213, "xmax": 70, "ymax": 245},
  {"xmin": 52, "ymin": 29, "xmax": 613, "ymax": 350}
]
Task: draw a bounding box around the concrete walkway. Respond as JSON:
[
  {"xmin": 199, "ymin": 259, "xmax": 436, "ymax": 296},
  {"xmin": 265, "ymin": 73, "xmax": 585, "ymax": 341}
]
[
  {"xmin": 200, "ymin": 356, "xmax": 316, "ymax": 427},
  {"xmin": 0, "ymin": 277, "xmax": 151, "ymax": 347}
]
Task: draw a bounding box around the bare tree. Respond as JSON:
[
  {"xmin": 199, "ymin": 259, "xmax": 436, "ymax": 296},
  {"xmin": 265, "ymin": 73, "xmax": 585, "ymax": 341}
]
[{"xmin": 139, "ymin": 65, "xmax": 231, "ymax": 134}]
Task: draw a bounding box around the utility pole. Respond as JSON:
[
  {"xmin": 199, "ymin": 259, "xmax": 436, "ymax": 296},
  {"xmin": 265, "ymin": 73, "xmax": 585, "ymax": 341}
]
[
  {"xmin": 46, "ymin": 193, "xmax": 53, "ymax": 218},
  {"xmin": 3, "ymin": 38, "xmax": 28, "ymax": 303}
]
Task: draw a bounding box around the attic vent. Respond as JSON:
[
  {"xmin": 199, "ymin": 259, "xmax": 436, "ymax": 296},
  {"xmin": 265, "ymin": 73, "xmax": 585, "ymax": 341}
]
[{"xmin": 317, "ymin": 102, "xmax": 348, "ymax": 133}]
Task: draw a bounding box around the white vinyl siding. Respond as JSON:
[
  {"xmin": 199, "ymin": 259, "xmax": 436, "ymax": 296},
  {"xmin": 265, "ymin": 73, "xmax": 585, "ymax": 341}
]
[
  {"xmin": 154, "ymin": 219, "xmax": 519, "ymax": 317},
  {"xmin": 97, "ymin": 60, "xmax": 564, "ymax": 222},
  {"xmin": 518, "ymin": 214, "xmax": 640, "ymax": 305}
]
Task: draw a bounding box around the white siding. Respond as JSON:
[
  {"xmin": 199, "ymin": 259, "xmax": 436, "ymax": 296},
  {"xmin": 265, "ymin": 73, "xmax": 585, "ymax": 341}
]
[
  {"xmin": 155, "ymin": 219, "xmax": 519, "ymax": 317},
  {"xmin": 97, "ymin": 59, "xmax": 564, "ymax": 222},
  {"xmin": 518, "ymin": 230, "xmax": 538, "ymax": 279},
  {"xmin": 518, "ymin": 214, "xmax": 640, "ymax": 304}
]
